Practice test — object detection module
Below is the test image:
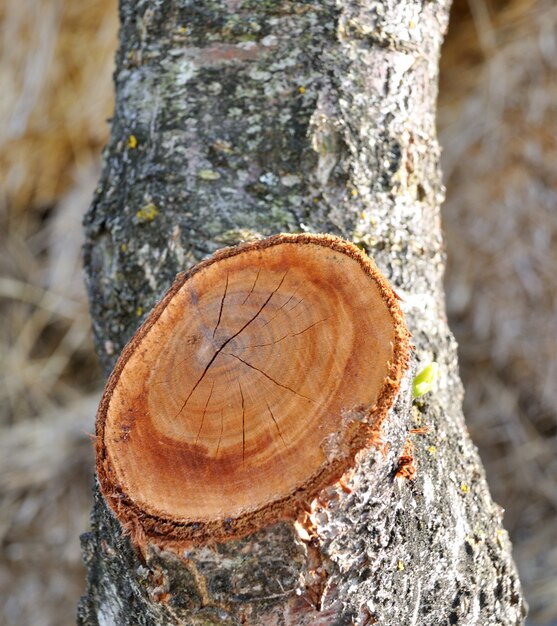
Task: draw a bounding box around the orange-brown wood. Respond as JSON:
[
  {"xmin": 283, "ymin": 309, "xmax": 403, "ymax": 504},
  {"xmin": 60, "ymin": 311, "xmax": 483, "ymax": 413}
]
[{"xmin": 96, "ymin": 233, "xmax": 410, "ymax": 546}]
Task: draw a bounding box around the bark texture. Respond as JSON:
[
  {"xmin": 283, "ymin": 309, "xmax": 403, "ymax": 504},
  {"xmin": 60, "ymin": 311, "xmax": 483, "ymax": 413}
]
[{"xmin": 79, "ymin": 1, "xmax": 526, "ymax": 624}]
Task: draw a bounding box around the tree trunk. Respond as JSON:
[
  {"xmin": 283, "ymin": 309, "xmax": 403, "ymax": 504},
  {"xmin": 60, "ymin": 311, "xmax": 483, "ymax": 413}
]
[{"xmin": 78, "ymin": 1, "xmax": 526, "ymax": 625}]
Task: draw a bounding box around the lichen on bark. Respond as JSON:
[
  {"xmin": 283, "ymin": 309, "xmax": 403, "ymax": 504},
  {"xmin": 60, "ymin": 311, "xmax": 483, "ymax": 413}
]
[{"xmin": 79, "ymin": 1, "xmax": 526, "ymax": 624}]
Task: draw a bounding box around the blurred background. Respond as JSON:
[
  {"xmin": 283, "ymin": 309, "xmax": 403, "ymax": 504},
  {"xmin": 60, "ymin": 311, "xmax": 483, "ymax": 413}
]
[{"xmin": 0, "ymin": 0, "xmax": 555, "ymax": 624}]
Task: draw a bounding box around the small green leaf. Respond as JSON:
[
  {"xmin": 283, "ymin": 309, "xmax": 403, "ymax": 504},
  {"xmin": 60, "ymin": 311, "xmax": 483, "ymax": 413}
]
[{"xmin": 413, "ymin": 362, "xmax": 439, "ymax": 398}]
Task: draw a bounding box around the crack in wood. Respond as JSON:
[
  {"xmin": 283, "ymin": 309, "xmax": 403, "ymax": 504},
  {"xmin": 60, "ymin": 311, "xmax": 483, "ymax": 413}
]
[
  {"xmin": 285, "ymin": 297, "xmax": 304, "ymax": 314},
  {"xmin": 262, "ymin": 283, "xmax": 302, "ymax": 327},
  {"xmin": 239, "ymin": 380, "xmax": 246, "ymax": 465},
  {"xmin": 225, "ymin": 352, "xmax": 317, "ymax": 404},
  {"xmin": 215, "ymin": 408, "xmax": 224, "ymax": 458},
  {"xmin": 172, "ymin": 271, "xmax": 289, "ymax": 420},
  {"xmin": 212, "ymin": 273, "xmax": 229, "ymax": 338},
  {"xmin": 241, "ymin": 268, "xmax": 261, "ymax": 305},
  {"xmin": 195, "ymin": 381, "xmax": 214, "ymax": 445},
  {"xmin": 266, "ymin": 401, "xmax": 287, "ymax": 449},
  {"xmin": 243, "ymin": 317, "xmax": 330, "ymax": 349}
]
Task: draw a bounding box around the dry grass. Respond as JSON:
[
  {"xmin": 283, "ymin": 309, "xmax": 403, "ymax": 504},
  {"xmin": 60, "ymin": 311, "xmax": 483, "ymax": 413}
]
[
  {"xmin": 0, "ymin": 396, "xmax": 97, "ymax": 626},
  {"xmin": 0, "ymin": 0, "xmax": 117, "ymax": 624},
  {"xmin": 0, "ymin": 0, "xmax": 117, "ymax": 426},
  {"xmin": 0, "ymin": 0, "xmax": 117, "ymax": 212},
  {"xmin": 440, "ymin": 1, "xmax": 557, "ymax": 623},
  {"xmin": 0, "ymin": 0, "xmax": 556, "ymax": 624}
]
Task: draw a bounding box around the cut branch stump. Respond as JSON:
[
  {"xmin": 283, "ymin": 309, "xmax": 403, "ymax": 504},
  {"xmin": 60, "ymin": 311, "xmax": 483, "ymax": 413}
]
[{"xmin": 97, "ymin": 233, "xmax": 410, "ymax": 548}]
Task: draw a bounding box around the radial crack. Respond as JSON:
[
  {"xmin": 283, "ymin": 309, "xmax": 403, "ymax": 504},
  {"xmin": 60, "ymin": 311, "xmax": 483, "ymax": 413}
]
[
  {"xmin": 239, "ymin": 380, "xmax": 246, "ymax": 464},
  {"xmin": 215, "ymin": 408, "xmax": 224, "ymax": 458},
  {"xmin": 226, "ymin": 352, "xmax": 317, "ymax": 404},
  {"xmin": 242, "ymin": 317, "xmax": 330, "ymax": 349},
  {"xmin": 285, "ymin": 297, "xmax": 304, "ymax": 314},
  {"xmin": 173, "ymin": 351, "xmax": 221, "ymax": 419},
  {"xmin": 291, "ymin": 317, "xmax": 330, "ymax": 336},
  {"xmin": 242, "ymin": 268, "xmax": 261, "ymax": 305},
  {"xmin": 195, "ymin": 381, "xmax": 214, "ymax": 444},
  {"xmin": 173, "ymin": 271, "xmax": 289, "ymax": 419},
  {"xmin": 213, "ymin": 273, "xmax": 229, "ymax": 337},
  {"xmin": 262, "ymin": 283, "xmax": 301, "ymax": 327},
  {"xmin": 266, "ymin": 401, "xmax": 287, "ymax": 449}
]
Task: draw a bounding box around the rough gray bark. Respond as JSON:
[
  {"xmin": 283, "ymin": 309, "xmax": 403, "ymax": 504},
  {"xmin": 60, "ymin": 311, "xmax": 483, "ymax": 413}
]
[{"xmin": 78, "ymin": 1, "xmax": 526, "ymax": 625}]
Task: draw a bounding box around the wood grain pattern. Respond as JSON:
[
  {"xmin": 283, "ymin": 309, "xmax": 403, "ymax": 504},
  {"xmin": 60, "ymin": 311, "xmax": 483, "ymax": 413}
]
[{"xmin": 96, "ymin": 234, "xmax": 410, "ymax": 546}]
